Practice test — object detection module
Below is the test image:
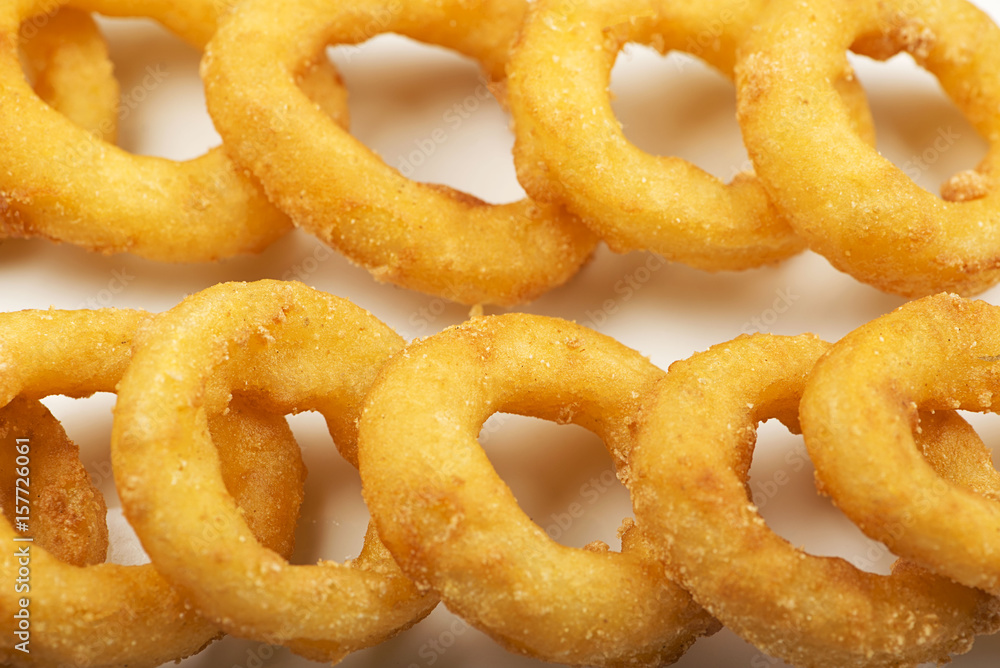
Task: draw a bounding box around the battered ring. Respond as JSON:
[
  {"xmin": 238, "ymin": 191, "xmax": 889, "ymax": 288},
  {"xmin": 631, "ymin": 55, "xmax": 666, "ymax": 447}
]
[
  {"xmin": 203, "ymin": 0, "xmax": 597, "ymax": 306},
  {"xmin": 507, "ymin": 0, "xmax": 877, "ymax": 270},
  {"xmin": 737, "ymin": 0, "xmax": 1000, "ymax": 296},
  {"xmin": 359, "ymin": 313, "xmax": 719, "ymax": 667},
  {"xmin": 801, "ymin": 293, "xmax": 1000, "ymax": 596},
  {"xmin": 112, "ymin": 280, "xmax": 437, "ymax": 663},
  {"xmin": 629, "ymin": 333, "xmax": 1000, "ymax": 667}
]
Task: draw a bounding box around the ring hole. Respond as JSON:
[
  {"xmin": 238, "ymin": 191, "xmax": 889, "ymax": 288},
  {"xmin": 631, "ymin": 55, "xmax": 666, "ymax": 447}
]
[
  {"xmin": 96, "ymin": 17, "xmax": 221, "ymax": 160},
  {"xmin": 38, "ymin": 392, "xmax": 149, "ymax": 566},
  {"xmin": 286, "ymin": 410, "xmax": 369, "ymax": 565},
  {"xmin": 478, "ymin": 413, "xmax": 632, "ymax": 551},
  {"xmin": 610, "ymin": 45, "xmax": 747, "ymax": 182},
  {"xmin": 328, "ymin": 35, "xmax": 525, "ymax": 205},
  {"xmin": 847, "ymin": 52, "xmax": 988, "ymax": 200},
  {"xmin": 749, "ymin": 419, "xmax": 897, "ymax": 575}
]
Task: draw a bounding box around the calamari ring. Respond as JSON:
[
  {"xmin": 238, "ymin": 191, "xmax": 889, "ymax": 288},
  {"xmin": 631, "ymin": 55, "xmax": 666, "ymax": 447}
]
[
  {"xmin": 358, "ymin": 314, "xmax": 719, "ymax": 667},
  {"xmin": 737, "ymin": 0, "xmax": 1000, "ymax": 296},
  {"xmin": 112, "ymin": 280, "xmax": 437, "ymax": 663},
  {"xmin": 629, "ymin": 333, "xmax": 1000, "ymax": 667},
  {"xmin": 508, "ymin": 0, "xmax": 870, "ymax": 269},
  {"xmin": 0, "ymin": 308, "xmax": 306, "ymax": 668},
  {"xmin": 0, "ymin": 0, "xmax": 349, "ymax": 261},
  {"xmin": 0, "ymin": 396, "xmax": 109, "ymax": 567},
  {"xmin": 203, "ymin": 0, "xmax": 597, "ymax": 306},
  {"xmin": 801, "ymin": 293, "xmax": 1000, "ymax": 596}
]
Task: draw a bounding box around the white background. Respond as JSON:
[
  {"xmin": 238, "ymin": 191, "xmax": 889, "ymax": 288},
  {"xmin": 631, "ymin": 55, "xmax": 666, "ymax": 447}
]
[{"xmin": 3, "ymin": 2, "xmax": 1000, "ymax": 666}]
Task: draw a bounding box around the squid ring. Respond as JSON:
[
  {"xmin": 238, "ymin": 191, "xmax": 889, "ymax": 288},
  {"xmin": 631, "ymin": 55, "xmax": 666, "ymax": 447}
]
[
  {"xmin": 507, "ymin": 0, "xmax": 875, "ymax": 270},
  {"xmin": 737, "ymin": 0, "xmax": 1000, "ymax": 296},
  {"xmin": 629, "ymin": 333, "xmax": 1000, "ymax": 667},
  {"xmin": 801, "ymin": 293, "xmax": 1000, "ymax": 596},
  {"xmin": 112, "ymin": 280, "xmax": 437, "ymax": 664},
  {"xmin": 203, "ymin": 0, "xmax": 597, "ymax": 306},
  {"xmin": 358, "ymin": 313, "xmax": 719, "ymax": 667}
]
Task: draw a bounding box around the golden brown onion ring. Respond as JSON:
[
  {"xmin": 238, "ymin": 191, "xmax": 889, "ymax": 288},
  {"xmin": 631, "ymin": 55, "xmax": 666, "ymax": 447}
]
[
  {"xmin": 112, "ymin": 280, "xmax": 437, "ymax": 664},
  {"xmin": 629, "ymin": 333, "xmax": 1000, "ymax": 667},
  {"xmin": 737, "ymin": 0, "xmax": 1000, "ymax": 296},
  {"xmin": 801, "ymin": 293, "xmax": 1000, "ymax": 596},
  {"xmin": 359, "ymin": 313, "xmax": 719, "ymax": 667},
  {"xmin": 203, "ymin": 0, "xmax": 597, "ymax": 306}
]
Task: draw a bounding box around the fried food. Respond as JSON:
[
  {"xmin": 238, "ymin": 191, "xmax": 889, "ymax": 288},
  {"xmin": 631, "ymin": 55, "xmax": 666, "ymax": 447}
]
[
  {"xmin": 0, "ymin": 0, "xmax": 349, "ymax": 261},
  {"xmin": 0, "ymin": 308, "xmax": 306, "ymax": 668},
  {"xmin": 202, "ymin": 0, "xmax": 597, "ymax": 306},
  {"xmin": 0, "ymin": 396, "xmax": 108, "ymax": 567},
  {"xmin": 358, "ymin": 313, "xmax": 719, "ymax": 667},
  {"xmin": 801, "ymin": 293, "xmax": 1000, "ymax": 596},
  {"xmin": 111, "ymin": 280, "xmax": 437, "ymax": 664},
  {"xmin": 737, "ymin": 0, "xmax": 1000, "ymax": 296},
  {"xmin": 628, "ymin": 333, "xmax": 1000, "ymax": 667},
  {"xmin": 507, "ymin": 0, "xmax": 875, "ymax": 270}
]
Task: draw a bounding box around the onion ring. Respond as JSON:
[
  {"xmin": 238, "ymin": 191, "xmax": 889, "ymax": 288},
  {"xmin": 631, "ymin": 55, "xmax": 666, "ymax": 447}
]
[
  {"xmin": 112, "ymin": 280, "xmax": 437, "ymax": 663},
  {"xmin": 629, "ymin": 333, "xmax": 1000, "ymax": 667},
  {"xmin": 358, "ymin": 313, "xmax": 719, "ymax": 667},
  {"xmin": 0, "ymin": 0, "xmax": 349, "ymax": 262},
  {"xmin": 801, "ymin": 293, "xmax": 1000, "ymax": 596},
  {"xmin": 737, "ymin": 0, "xmax": 1000, "ymax": 296},
  {"xmin": 508, "ymin": 0, "xmax": 872, "ymax": 270},
  {"xmin": 202, "ymin": 0, "xmax": 597, "ymax": 306},
  {"xmin": 0, "ymin": 308, "xmax": 306, "ymax": 668},
  {"xmin": 0, "ymin": 396, "xmax": 109, "ymax": 567}
]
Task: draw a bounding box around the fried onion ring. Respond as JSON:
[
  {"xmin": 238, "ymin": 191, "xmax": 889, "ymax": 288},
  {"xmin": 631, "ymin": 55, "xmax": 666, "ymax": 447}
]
[
  {"xmin": 358, "ymin": 313, "xmax": 719, "ymax": 667},
  {"xmin": 508, "ymin": 0, "xmax": 859, "ymax": 269},
  {"xmin": 629, "ymin": 333, "xmax": 1000, "ymax": 667},
  {"xmin": 0, "ymin": 308, "xmax": 306, "ymax": 668},
  {"xmin": 112, "ymin": 280, "xmax": 437, "ymax": 663},
  {"xmin": 0, "ymin": 0, "xmax": 349, "ymax": 261},
  {"xmin": 0, "ymin": 396, "xmax": 108, "ymax": 567},
  {"xmin": 801, "ymin": 293, "xmax": 1000, "ymax": 596},
  {"xmin": 203, "ymin": 0, "xmax": 597, "ymax": 306},
  {"xmin": 737, "ymin": 0, "xmax": 1000, "ymax": 296}
]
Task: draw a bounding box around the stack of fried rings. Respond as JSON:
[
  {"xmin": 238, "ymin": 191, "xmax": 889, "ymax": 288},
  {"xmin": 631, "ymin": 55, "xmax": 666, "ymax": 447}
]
[
  {"xmin": 4, "ymin": 0, "xmax": 1000, "ymax": 299},
  {"xmin": 4, "ymin": 281, "xmax": 1000, "ymax": 667}
]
